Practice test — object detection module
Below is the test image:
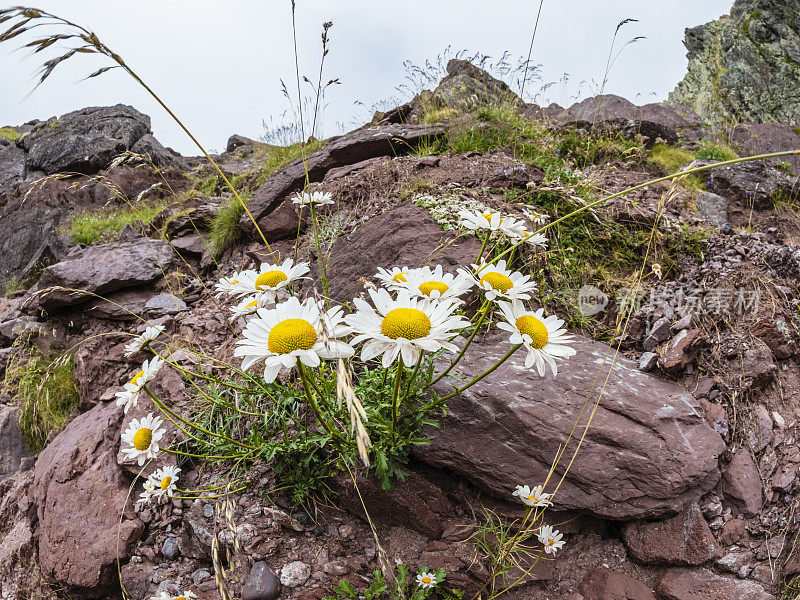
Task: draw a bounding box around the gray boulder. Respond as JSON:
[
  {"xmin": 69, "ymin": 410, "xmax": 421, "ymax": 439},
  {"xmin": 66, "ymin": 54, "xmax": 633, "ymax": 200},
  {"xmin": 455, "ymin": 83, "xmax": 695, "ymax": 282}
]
[
  {"xmin": 0, "ymin": 143, "xmax": 26, "ymax": 197},
  {"xmin": 36, "ymin": 239, "xmax": 175, "ymax": 310},
  {"xmin": 0, "ymin": 405, "xmax": 33, "ymax": 477},
  {"xmin": 421, "ymin": 333, "xmax": 726, "ymax": 520},
  {"xmin": 670, "ymin": 0, "xmax": 800, "ymax": 126},
  {"xmin": 24, "ymin": 105, "xmax": 150, "ymax": 175}
]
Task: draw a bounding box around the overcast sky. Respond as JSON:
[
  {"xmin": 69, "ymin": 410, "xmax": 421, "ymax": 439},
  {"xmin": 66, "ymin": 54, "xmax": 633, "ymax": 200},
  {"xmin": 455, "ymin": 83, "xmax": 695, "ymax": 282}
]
[{"xmin": 0, "ymin": 1, "xmax": 732, "ymax": 155}]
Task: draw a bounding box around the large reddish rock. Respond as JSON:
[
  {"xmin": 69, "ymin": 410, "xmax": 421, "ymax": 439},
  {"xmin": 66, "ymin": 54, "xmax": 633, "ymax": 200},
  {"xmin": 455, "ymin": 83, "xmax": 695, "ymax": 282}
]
[
  {"xmin": 33, "ymin": 401, "xmax": 144, "ymax": 595},
  {"xmin": 319, "ymin": 203, "xmax": 482, "ymax": 305},
  {"xmin": 720, "ymin": 451, "xmax": 764, "ymax": 517},
  {"xmin": 580, "ymin": 567, "xmax": 656, "ymax": 600},
  {"xmin": 36, "ymin": 239, "xmax": 176, "ymax": 310},
  {"xmin": 241, "ymin": 124, "xmax": 445, "ymax": 237},
  {"xmin": 728, "ymin": 122, "xmax": 800, "ymax": 172},
  {"xmin": 420, "ymin": 333, "xmax": 725, "ymax": 520},
  {"xmin": 622, "ymin": 504, "xmax": 720, "ymax": 565},
  {"xmin": 655, "ymin": 568, "xmax": 774, "ymax": 600}
]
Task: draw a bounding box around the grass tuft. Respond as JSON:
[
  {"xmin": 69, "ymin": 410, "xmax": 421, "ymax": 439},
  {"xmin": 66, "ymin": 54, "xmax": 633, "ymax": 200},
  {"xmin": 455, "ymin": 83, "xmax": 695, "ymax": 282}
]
[
  {"xmin": 3, "ymin": 338, "xmax": 79, "ymax": 454},
  {"xmin": 695, "ymin": 141, "xmax": 738, "ymax": 162},
  {"xmin": 65, "ymin": 199, "xmax": 172, "ymax": 245},
  {"xmin": 646, "ymin": 143, "xmax": 696, "ymax": 174},
  {"xmin": 209, "ymin": 198, "xmax": 246, "ymax": 255},
  {"xmin": 0, "ymin": 126, "xmax": 20, "ymax": 142}
]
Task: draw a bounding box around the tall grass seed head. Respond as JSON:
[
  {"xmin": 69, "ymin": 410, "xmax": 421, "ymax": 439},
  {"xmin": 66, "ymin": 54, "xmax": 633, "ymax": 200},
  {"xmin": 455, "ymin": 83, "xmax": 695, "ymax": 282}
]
[
  {"xmin": 234, "ymin": 296, "xmax": 353, "ymax": 383},
  {"xmin": 496, "ymin": 300, "xmax": 575, "ymax": 377},
  {"xmin": 345, "ymin": 288, "xmax": 469, "ymax": 368}
]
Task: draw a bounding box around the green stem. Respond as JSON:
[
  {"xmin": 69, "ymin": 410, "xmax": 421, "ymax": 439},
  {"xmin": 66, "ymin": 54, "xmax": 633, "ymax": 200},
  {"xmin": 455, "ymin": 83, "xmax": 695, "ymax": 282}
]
[
  {"xmin": 402, "ymin": 354, "xmax": 424, "ymax": 402},
  {"xmin": 310, "ymin": 204, "xmax": 329, "ymax": 296},
  {"xmin": 297, "ymin": 360, "xmax": 344, "ymax": 442},
  {"xmin": 428, "ymin": 302, "xmax": 491, "ymax": 388},
  {"xmin": 476, "ymin": 234, "xmax": 490, "ymax": 264},
  {"xmin": 440, "ymin": 344, "xmax": 522, "ymax": 402},
  {"xmin": 390, "ymin": 358, "xmax": 404, "ymax": 446}
]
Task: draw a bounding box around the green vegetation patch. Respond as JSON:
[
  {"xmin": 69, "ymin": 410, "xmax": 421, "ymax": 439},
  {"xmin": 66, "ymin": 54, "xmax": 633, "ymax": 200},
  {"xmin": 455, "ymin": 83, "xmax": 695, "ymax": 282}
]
[
  {"xmin": 0, "ymin": 127, "xmax": 20, "ymax": 143},
  {"xmin": 65, "ymin": 199, "xmax": 172, "ymax": 245},
  {"xmin": 695, "ymin": 141, "xmax": 738, "ymax": 162},
  {"xmin": 3, "ymin": 337, "xmax": 79, "ymax": 453},
  {"xmin": 209, "ymin": 196, "xmax": 248, "ymax": 256},
  {"xmin": 256, "ymin": 140, "xmax": 327, "ymax": 187}
]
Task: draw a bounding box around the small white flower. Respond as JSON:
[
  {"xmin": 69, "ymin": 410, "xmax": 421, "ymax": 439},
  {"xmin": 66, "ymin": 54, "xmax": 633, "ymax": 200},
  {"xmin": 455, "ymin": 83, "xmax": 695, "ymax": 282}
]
[
  {"xmin": 124, "ymin": 325, "xmax": 165, "ymax": 357},
  {"xmin": 512, "ymin": 484, "xmax": 552, "ymax": 508},
  {"xmin": 651, "ymin": 263, "xmax": 662, "ymax": 280},
  {"xmin": 522, "ymin": 208, "xmax": 549, "ymax": 226},
  {"xmin": 292, "ymin": 190, "xmax": 334, "ymax": 207},
  {"xmin": 509, "ymin": 227, "xmax": 548, "ymax": 249},
  {"xmin": 139, "ymin": 479, "xmax": 156, "ymax": 504},
  {"xmin": 121, "ymin": 413, "xmax": 165, "ymax": 466},
  {"xmin": 234, "ymin": 296, "xmax": 354, "ymax": 383},
  {"xmin": 230, "ymin": 259, "xmax": 309, "ymax": 300},
  {"xmin": 150, "ymin": 591, "xmax": 196, "ymax": 600},
  {"xmin": 466, "ymin": 260, "xmax": 537, "ymax": 302},
  {"xmin": 416, "ymin": 572, "xmax": 437, "ymax": 589},
  {"xmin": 230, "ymin": 294, "xmax": 271, "ymax": 319},
  {"xmin": 459, "ymin": 208, "xmax": 525, "ymax": 237},
  {"xmin": 345, "ymin": 288, "xmax": 469, "ymax": 368},
  {"xmin": 374, "ymin": 266, "xmax": 415, "ymax": 291},
  {"xmin": 400, "ymin": 265, "xmax": 474, "ymax": 303},
  {"xmin": 214, "ymin": 271, "xmax": 248, "ymax": 297},
  {"xmin": 115, "ymin": 356, "xmax": 164, "ymax": 414},
  {"xmin": 537, "ymin": 524, "xmax": 565, "ymax": 555},
  {"xmin": 146, "ymin": 465, "xmax": 181, "ymax": 502},
  {"xmin": 496, "ymin": 300, "xmax": 575, "ymax": 377}
]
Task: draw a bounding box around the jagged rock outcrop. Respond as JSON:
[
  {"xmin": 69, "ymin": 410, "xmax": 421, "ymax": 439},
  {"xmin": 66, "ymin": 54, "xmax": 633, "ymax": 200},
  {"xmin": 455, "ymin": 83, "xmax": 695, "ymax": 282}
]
[
  {"xmin": 670, "ymin": 0, "xmax": 800, "ymax": 125},
  {"xmin": 423, "ymin": 333, "xmax": 726, "ymax": 520},
  {"xmin": 432, "ymin": 58, "xmax": 522, "ymax": 110}
]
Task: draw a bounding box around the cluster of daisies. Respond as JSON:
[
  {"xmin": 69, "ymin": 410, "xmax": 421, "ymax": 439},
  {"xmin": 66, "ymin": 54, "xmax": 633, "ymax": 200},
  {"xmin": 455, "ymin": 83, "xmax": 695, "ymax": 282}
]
[
  {"xmin": 459, "ymin": 207, "xmax": 548, "ymax": 249},
  {"xmin": 513, "ymin": 484, "xmax": 565, "ymax": 555},
  {"xmin": 213, "ymin": 252, "xmax": 575, "ymax": 383}
]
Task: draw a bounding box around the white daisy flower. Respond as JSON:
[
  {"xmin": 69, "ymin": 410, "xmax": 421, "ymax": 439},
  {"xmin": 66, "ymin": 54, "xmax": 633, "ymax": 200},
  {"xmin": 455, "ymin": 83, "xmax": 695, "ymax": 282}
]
[
  {"xmin": 147, "ymin": 465, "xmax": 181, "ymax": 502},
  {"xmin": 150, "ymin": 592, "xmax": 196, "ymax": 600},
  {"xmin": 651, "ymin": 263, "xmax": 662, "ymax": 280},
  {"xmin": 467, "ymin": 260, "xmax": 537, "ymax": 302},
  {"xmin": 344, "ymin": 288, "xmax": 469, "ymax": 368},
  {"xmin": 496, "ymin": 300, "xmax": 576, "ymax": 377},
  {"xmin": 537, "ymin": 524, "xmax": 565, "ymax": 555},
  {"xmin": 123, "ymin": 325, "xmax": 165, "ymax": 357},
  {"xmin": 509, "ymin": 227, "xmax": 548, "ymax": 249},
  {"xmin": 416, "ymin": 572, "xmax": 437, "ymax": 589},
  {"xmin": 459, "ymin": 208, "xmax": 526, "ymax": 237},
  {"xmin": 214, "ymin": 272, "xmax": 249, "ymax": 297},
  {"xmin": 512, "ymin": 484, "xmax": 553, "ymax": 508},
  {"xmin": 139, "ymin": 479, "xmax": 156, "ymax": 504},
  {"xmin": 400, "ymin": 265, "xmax": 474, "ymax": 303},
  {"xmin": 230, "ymin": 259, "xmax": 309, "ymax": 300},
  {"xmin": 374, "ymin": 266, "xmax": 415, "ymax": 291},
  {"xmin": 233, "ymin": 296, "xmax": 354, "ymax": 383},
  {"xmin": 292, "ymin": 190, "xmax": 335, "ymax": 207},
  {"xmin": 121, "ymin": 413, "xmax": 166, "ymax": 466},
  {"xmin": 115, "ymin": 356, "xmax": 164, "ymax": 414},
  {"xmin": 230, "ymin": 294, "xmax": 271, "ymax": 319}
]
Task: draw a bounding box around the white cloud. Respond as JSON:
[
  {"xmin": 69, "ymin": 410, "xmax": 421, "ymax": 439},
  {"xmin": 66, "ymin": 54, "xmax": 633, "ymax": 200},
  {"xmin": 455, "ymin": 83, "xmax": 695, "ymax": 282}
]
[{"xmin": 0, "ymin": 1, "xmax": 732, "ymax": 154}]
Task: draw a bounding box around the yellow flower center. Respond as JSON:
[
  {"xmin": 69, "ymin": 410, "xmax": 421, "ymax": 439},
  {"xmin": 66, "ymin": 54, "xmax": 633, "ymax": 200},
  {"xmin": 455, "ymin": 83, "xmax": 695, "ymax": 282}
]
[
  {"xmin": 245, "ymin": 300, "xmax": 258, "ymax": 309},
  {"xmin": 381, "ymin": 308, "xmax": 432, "ymax": 340},
  {"xmin": 422, "ymin": 576, "xmax": 432, "ymax": 584},
  {"xmin": 133, "ymin": 427, "xmax": 152, "ymax": 451},
  {"xmin": 483, "ymin": 213, "xmax": 503, "ymax": 225},
  {"xmin": 480, "ymin": 272, "xmax": 513, "ymax": 293},
  {"xmin": 267, "ymin": 318, "xmax": 317, "ymax": 354},
  {"xmin": 392, "ymin": 272, "xmax": 408, "ymax": 283},
  {"xmin": 418, "ymin": 281, "xmax": 449, "ymax": 297},
  {"xmin": 255, "ymin": 270, "xmax": 288, "ymax": 290},
  {"xmin": 516, "ymin": 315, "xmax": 549, "ymax": 349},
  {"xmin": 230, "ymin": 279, "xmax": 239, "ymax": 285},
  {"xmin": 160, "ymin": 476, "xmax": 172, "ymax": 491},
  {"xmin": 547, "ymin": 538, "xmax": 555, "ymax": 546},
  {"xmin": 130, "ymin": 370, "xmax": 145, "ymax": 387},
  {"xmin": 527, "ymin": 494, "xmax": 537, "ymax": 502}
]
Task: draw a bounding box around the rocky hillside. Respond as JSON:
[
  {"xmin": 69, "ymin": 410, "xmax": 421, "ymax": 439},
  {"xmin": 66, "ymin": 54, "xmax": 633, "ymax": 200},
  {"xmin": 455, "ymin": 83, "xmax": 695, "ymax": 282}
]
[
  {"xmin": 0, "ymin": 59, "xmax": 799, "ymax": 600},
  {"xmin": 670, "ymin": 0, "xmax": 800, "ymax": 125}
]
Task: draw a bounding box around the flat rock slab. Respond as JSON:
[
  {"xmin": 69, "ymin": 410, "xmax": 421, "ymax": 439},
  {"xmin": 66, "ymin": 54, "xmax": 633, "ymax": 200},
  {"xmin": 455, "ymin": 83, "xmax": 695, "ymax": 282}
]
[
  {"xmin": 318, "ymin": 202, "xmax": 482, "ymax": 305},
  {"xmin": 242, "ymin": 124, "xmax": 445, "ymax": 237},
  {"xmin": 33, "ymin": 400, "xmax": 144, "ymax": 594},
  {"xmin": 37, "ymin": 240, "xmax": 175, "ymax": 310},
  {"xmin": 655, "ymin": 568, "xmax": 774, "ymax": 600},
  {"xmin": 422, "ymin": 333, "xmax": 725, "ymax": 520}
]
